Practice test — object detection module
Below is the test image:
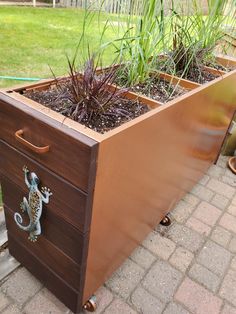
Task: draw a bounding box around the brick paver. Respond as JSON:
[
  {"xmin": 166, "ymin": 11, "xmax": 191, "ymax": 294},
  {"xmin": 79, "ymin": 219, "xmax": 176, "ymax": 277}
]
[
  {"xmin": 0, "ymin": 155, "xmax": 236, "ymax": 314},
  {"xmin": 142, "ymin": 260, "xmax": 182, "ymax": 302},
  {"xmin": 163, "ymin": 302, "xmax": 190, "ymax": 314},
  {"xmin": 131, "ymin": 286, "xmax": 165, "ymax": 314},
  {"xmin": 221, "ymin": 304, "xmax": 236, "ymax": 314},
  {"xmin": 175, "ymin": 277, "xmax": 223, "ymax": 314},
  {"xmin": 229, "ymin": 236, "xmax": 236, "ymax": 253},
  {"xmin": 171, "ymin": 200, "xmax": 195, "ymax": 223},
  {"xmin": 24, "ymin": 288, "xmax": 70, "ymax": 314},
  {"xmin": 186, "ymin": 216, "xmax": 211, "ymax": 236},
  {"xmin": 231, "ymin": 256, "xmax": 236, "ymax": 270},
  {"xmin": 103, "ymin": 298, "xmax": 137, "ymax": 314},
  {"xmin": 0, "ymin": 292, "xmax": 10, "ymax": 312},
  {"xmin": 129, "ymin": 246, "xmax": 156, "ymax": 270},
  {"xmin": 92, "ymin": 287, "xmax": 113, "ymax": 314},
  {"xmin": 210, "ymin": 226, "xmax": 231, "ymax": 247},
  {"xmin": 193, "ymin": 201, "xmax": 221, "ymax": 226},
  {"xmin": 1, "ymin": 268, "xmax": 42, "ymax": 307},
  {"xmin": 106, "ymin": 259, "xmax": 145, "ymax": 299},
  {"xmin": 142, "ymin": 232, "xmax": 176, "ymax": 260},
  {"xmin": 188, "ymin": 263, "xmax": 220, "ymax": 292},
  {"xmin": 197, "ymin": 240, "xmax": 231, "ymax": 276},
  {"xmin": 219, "ymin": 213, "xmax": 236, "ymax": 233},
  {"xmin": 167, "ymin": 223, "xmax": 204, "ymax": 252},
  {"xmin": 211, "ymin": 193, "xmax": 229, "ymax": 210},
  {"xmin": 219, "ymin": 269, "xmax": 236, "ymax": 306},
  {"xmin": 169, "ymin": 247, "xmax": 194, "ymax": 272},
  {"xmin": 207, "ymin": 178, "xmax": 235, "ymax": 198}
]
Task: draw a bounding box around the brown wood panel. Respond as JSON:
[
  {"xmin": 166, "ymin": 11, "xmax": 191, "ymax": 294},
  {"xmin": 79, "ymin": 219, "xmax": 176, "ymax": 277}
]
[
  {"xmin": 0, "ymin": 92, "xmax": 98, "ymax": 192},
  {"xmin": 83, "ymin": 69, "xmax": 236, "ymax": 302},
  {"xmin": 0, "ymin": 140, "xmax": 90, "ymax": 232},
  {"xmin": 216, "ymin": 54, "xmax": 236, "ymax": 68},
  {"xmin": 5, "ymin": 204, "xmax": 83, "ymax": 291},
  {"xmin": 8, "ymin": 233, "xmax": 81, "ymax": 313},
  {"xmin": 203, "ymin": 65, "xmax": 226, "ymax": 76},
  {"xmin": 157, "ymin": 71, "xmax": 200, "ymax": 89},
  {"xmin": 1, "ymin": 177, "xmax": 88, "ymax": 264}
]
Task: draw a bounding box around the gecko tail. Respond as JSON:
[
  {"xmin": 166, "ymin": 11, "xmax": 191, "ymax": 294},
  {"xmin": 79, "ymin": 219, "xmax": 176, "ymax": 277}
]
[{"xmin": 14, "ymin": 212, "xmax": 34, "ymax": 232}]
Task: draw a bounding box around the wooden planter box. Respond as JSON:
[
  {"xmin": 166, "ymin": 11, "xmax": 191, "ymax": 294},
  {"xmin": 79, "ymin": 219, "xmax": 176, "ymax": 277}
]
[{"xmin": 0, "ymin": 54, "xmax": 236, "ymax": 313}]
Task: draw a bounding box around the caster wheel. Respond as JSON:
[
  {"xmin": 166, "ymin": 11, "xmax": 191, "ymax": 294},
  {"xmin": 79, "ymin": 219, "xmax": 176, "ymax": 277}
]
[
  {"xmin": 83, "ymin": 295, "xmax": 97, "ymax": 312},
  {"xmin": 160, "ymin": 216, "xmax": 171, "ymax": 226}
]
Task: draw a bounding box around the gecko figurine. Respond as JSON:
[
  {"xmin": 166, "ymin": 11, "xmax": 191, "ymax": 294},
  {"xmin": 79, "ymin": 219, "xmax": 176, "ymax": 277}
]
[{"xmin": 14, "ymin": 166, "xmax": 52, "ymax": 242}]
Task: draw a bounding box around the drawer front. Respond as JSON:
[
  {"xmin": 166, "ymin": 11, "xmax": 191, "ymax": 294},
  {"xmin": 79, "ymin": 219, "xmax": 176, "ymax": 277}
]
[
  {"xmin": 2, "ymin": 177, "xmax": 88, "ymax": 264},
  {"xmin": 6, "ymin": 205, "xmax": 83, "ymax": 290},
  {"xmin": 0, "ymin": 140, "xmax": 91, "ymax": 233},
  {"xmin": 8, "ymin": 233, "xmax": 81, "ymax": 313},
  {"xmin": 0, "ymin": 93, "xmax": 98, "ymax": 192}
]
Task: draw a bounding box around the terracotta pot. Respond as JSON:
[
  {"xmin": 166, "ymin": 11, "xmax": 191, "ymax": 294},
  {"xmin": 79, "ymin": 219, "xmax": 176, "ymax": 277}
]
[{"xmin": 228, "ymin": 156, "xmax": 236, "ymax": 174}]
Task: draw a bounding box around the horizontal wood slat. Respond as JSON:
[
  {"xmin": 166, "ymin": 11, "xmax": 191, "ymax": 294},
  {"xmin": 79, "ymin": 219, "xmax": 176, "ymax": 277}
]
[
  {"xmin": 1, "ymin": 178, "xmax": 89, "ymax": 264},
  {"xmin": 8, "ymin": 233, "xmax": 81, "ymax": 312},
  {"xmin": 0, "ymin": 140, "xmax": 90, "ymax": 233},
  {"xmin": 5, "ymin": 205, "xmax": 83, "ymax": 291}
]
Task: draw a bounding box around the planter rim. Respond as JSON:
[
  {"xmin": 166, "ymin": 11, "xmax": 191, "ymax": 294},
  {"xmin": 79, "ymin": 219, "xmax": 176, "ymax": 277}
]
[{"xmin": 228, "ymin": 156, "xmax": 236, "ymax": 174}]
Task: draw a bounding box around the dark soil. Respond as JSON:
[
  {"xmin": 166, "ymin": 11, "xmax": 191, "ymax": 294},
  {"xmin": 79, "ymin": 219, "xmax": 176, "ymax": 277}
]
[
  {"xmin": 206, "ymin": 62, "xmax": 235, "ymax": 72},
  {"xmin": 130, "ymin": 77, "xmax": 187, "ymax": 103},
  {"xmin": 155, "ymin": 58, "xmax": 222, "ymax": 84},
  {"xmin": 24, "ymin": 80, "xmax": 150, "ymax": 134},
  {"xmin": 184, "ymin": 68, "xmax": 218, "ymax": 84}
]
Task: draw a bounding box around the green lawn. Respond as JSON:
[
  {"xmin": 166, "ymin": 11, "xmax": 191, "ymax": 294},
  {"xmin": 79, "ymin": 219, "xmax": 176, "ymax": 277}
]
[{"xmin": 0, "ymin": 6, "xmax": 117, "ymax": 88}]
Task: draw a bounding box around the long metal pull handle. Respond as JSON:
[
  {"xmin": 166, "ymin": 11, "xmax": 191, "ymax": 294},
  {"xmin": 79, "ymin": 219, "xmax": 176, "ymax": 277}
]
[{"xmin": 15, "ymin": 129, "xmax": 50, "ymax": 154}]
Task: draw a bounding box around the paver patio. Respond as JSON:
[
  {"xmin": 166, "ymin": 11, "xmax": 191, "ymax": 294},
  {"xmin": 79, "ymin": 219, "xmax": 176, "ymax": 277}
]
[{"xmin": 0, "ymin": 155, "xmax": 236, "ymax": 314}]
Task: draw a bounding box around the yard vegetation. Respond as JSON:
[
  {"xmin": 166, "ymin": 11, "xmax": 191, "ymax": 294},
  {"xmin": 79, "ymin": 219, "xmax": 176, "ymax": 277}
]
[
  {"xmin": 0, "ymin": 6, "xmax": 116, "ymax": 88},
  {"xmin": 0, "ymin": 3, "xmax": 235, "ymax": 88}
]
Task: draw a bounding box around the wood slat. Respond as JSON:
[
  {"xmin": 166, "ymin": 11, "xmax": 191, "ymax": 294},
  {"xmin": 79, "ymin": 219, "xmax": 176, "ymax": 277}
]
[
  {"xmin": 0, "ymin": 140, "xmax": 90, "ymax": 233},
  {"xmin": 1, "ymin": 177, "xmax": 89, "ymax": 264},
  {"xmin": 5, "ymin": 204, "xmax": 83, "ymax": 291},
  {"xmin": 8, "ymin": 233, "xmax": 81, "ymax": 313}
]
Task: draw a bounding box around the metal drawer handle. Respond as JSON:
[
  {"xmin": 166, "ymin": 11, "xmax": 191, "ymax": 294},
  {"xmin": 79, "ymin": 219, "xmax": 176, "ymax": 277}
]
[
  {"xmin": 14, "ymin": 166, "xmax": 53, "ymax": 242},
  {"xmin": 15, "ymin": 129, "xmax": 50, "ymax": 154}
]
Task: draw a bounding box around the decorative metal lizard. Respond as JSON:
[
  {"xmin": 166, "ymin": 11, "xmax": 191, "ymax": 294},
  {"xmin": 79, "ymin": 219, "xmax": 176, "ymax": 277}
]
[{"xmin": 14, "ymin": 166, "xmax": 52, "ymax": 242}]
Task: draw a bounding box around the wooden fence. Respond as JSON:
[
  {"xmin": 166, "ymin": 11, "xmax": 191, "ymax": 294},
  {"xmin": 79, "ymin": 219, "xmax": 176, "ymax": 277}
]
[
  {"xmin": 59, "ymin": 0, "xmax": 234, "ymax": 17},
  {"xmin": 59, "ymin": 0, "xmax": 139, "ymax": 13}
]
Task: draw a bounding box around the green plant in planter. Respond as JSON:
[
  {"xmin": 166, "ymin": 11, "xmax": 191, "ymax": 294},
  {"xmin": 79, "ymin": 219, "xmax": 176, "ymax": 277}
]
[
  {"xmin": 64, "ymin": 56, "xmax": 129, "ymax": 123},
  {"xmin": 110, "ymin": 0, "xmax": 167, "ymax": 86},
  {"xmin": 162, "ymin": 0, "xmax": 235, "ymax": 81}
]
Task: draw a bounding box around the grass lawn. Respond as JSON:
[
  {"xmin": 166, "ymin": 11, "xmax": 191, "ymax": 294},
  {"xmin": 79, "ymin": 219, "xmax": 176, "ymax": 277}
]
[{"xmin": 0, "ymin": 6, "xmax": 117, "ymax": 88}]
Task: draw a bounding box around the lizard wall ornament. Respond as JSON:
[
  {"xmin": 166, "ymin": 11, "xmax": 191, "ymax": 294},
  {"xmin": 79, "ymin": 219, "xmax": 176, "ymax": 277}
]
[{"xmin": 14, "ymin": 166, "xmax": 52, "ymax": 242}]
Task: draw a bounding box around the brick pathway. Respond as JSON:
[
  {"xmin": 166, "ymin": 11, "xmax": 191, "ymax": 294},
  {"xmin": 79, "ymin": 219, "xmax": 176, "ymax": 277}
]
[{"xmin": 0, "ymin": 155, "xmax": 236, "ymax": 314}]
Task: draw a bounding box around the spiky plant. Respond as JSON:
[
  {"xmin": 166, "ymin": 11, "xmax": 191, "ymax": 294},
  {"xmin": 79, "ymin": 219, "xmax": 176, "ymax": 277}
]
[
  {"xmin": 109, "ymin": 0, "xmax": 167, "ymax": 86},
  {"xmin": 166, "ymin": 0, "xmax": 235, "ymax": 80},
  {"xmin": 63, "ymin": 56, "xmax": 129, "ymax": 123}
]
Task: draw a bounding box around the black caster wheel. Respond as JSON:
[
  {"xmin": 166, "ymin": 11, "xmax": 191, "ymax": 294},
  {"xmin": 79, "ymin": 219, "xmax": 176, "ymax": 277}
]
[
  {"xmin": 83, "ymin": 295, "xmax": 97, "ymax": 312},
  {"xmin": 160, "ymin": 215, "xmax": 171, "ymax": 226}
]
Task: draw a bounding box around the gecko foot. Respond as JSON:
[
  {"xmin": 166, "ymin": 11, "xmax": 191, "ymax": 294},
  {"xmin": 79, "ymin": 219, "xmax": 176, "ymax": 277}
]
[
  {"xmin": 28, "ymin": 234, "xmax": 38, "ymax": 242},
  {"xmin": 20, "ymin": 202, "xmax": 26, "ymax": 213},
  {"xmin": 23, "ymin": 165, "xmax": 29, "ymax": 173},
  {"xmin": 41, "ymin": 187, "xmax": 53, "ymax": 196}
]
